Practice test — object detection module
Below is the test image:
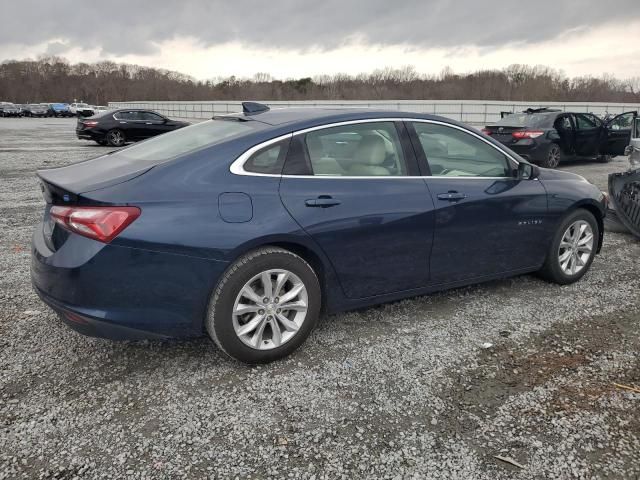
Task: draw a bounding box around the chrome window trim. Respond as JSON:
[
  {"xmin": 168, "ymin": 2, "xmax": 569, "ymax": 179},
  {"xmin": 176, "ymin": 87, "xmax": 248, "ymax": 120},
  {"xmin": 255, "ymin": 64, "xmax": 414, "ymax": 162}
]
[
  {"xmin": 229, "ymin": 118, "xmax": 520, "ymax": 178},
  {"xmin": 229, "ymin": 133, "xmax": 293, "ymax": 177}
]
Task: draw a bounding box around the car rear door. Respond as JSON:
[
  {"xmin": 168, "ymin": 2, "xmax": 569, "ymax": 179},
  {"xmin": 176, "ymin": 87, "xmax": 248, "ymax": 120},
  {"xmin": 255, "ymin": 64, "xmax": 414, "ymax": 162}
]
[
  {"xmin": 279, "ymin": 120, "xmax": 436, "ymax": 299},
  {"xmin": 574, "ymin": 113, "xmax": 603, "ymax": 156},
  {"xmin": 408, "ymin": 120, "xmax": 548, "ymax": 284},
  {"xmin": 599, "ymin": 111, "xmax": 638, "ymax": 156}
]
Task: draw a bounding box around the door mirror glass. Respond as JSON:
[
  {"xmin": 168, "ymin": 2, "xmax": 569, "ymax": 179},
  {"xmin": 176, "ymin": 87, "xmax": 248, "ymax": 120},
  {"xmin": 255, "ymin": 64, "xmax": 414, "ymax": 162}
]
[{"xmin": 517, "ymin": 162, "xmax": 536, "ymax": 180}]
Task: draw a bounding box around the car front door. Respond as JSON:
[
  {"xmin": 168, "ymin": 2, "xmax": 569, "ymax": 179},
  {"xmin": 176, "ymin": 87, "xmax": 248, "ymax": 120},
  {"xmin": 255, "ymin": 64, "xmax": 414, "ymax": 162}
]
[
  {"xmin": 599, "ymin": 111, "xmax": 638, "ymax": 156},
  {"xmin": 279, "ymin": 120, "xmax": 436, "ymax": 299},
  {"xmin": 408, "ymin": 120, "xmax": 548, "ymax": 284},
  {"xmin": 574, "ymin": 113, "xmax": 603, "ymax": 157},
  {"xmin": 140, "ymin": 111, "xmax": 171, "ymax": 137}
]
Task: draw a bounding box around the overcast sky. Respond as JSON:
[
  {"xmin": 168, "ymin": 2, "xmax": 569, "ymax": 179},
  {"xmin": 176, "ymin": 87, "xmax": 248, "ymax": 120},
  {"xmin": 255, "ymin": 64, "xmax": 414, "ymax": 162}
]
[{"xmin": 1, "ymin": 0, "xmax": 639, "ymax": 80}]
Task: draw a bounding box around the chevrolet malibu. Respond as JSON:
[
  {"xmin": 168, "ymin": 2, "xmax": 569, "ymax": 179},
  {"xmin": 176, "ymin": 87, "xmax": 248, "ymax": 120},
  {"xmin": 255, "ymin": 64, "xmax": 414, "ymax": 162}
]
[{"xmin": 32, "ymin": 103, "xmax": 607, "ymax": 363}]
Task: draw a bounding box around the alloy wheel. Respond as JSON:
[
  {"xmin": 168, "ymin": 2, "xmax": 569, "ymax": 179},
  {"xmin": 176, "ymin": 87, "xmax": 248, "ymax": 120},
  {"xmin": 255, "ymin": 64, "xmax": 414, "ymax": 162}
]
[
  {"xmin": 547, "ymin": 147, "xmax": 560, "ymax": 168},
  {"xmin": 108, "ymin": 130, "xmax": 124, "ymax": 146},
  {"xmin": 558, "ymin": 220, "xmax": 594, "ymax": 276},
  {"xmin": 232, "ymin": 269, "xmax": 308, "ymax": 350}
]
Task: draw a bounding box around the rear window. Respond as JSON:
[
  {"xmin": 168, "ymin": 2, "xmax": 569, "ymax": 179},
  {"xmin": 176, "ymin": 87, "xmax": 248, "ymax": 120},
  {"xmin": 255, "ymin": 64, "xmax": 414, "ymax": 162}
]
[
  {"xmin": 494, "ymin": 113, "xmax": 555, "ymax": 128},
  {"xmin": 109, "ymin": 119, "xmax": 256, "ymax": 164}
]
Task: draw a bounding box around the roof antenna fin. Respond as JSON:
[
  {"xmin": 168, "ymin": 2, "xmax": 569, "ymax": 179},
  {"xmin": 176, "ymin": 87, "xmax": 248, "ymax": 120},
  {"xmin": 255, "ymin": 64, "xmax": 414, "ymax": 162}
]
[{"xmin": 242, "ymin": 102, "xmax": 270, "ymax": 115}]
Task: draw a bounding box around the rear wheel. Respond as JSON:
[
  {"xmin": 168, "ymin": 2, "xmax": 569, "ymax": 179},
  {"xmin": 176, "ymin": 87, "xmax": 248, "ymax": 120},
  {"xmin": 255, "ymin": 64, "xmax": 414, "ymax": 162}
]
[
  {"xmin": 206, "ymin": 247, "xmax": 321, "ymax": 364},
  {"xmin": 538, "ymin": 209, "xmax": 599, "ymax": 285},
  {"xmin": 540, "ymin": 144, "xmax": 561, "ymax": 169},
  {"xmin": 106, "ymin": 129, "xmax": 125, "ymax": 147}
]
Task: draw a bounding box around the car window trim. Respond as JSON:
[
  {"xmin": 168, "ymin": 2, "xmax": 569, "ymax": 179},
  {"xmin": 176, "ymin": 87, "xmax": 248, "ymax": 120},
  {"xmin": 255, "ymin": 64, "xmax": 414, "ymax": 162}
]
[
  {"xmin": 230, "ymin": 118, "xmax": 520, "ymax": 179},
  {"xmin": 408, "ymin": 119, "xmax": 517, "ymax": 179}
]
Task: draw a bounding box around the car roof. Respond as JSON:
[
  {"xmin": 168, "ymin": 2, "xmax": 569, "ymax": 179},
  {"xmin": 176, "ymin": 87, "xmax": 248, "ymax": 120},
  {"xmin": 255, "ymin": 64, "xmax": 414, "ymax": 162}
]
[{"xmin": 219, "ymin": 107, "xmax": 443, "ymax": 126}]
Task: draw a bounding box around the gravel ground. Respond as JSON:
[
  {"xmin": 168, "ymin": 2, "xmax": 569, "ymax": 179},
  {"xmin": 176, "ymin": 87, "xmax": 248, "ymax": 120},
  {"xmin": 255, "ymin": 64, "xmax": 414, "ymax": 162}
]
[{"xmin": 1, "ymin": 118, "xmax": 639, "ymax": 479}]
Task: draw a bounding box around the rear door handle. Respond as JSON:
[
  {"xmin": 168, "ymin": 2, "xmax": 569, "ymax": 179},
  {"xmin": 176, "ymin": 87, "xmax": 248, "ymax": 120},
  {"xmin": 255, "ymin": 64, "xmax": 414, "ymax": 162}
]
[
  {"xmin": 305, "ymin": 197, "xmax": 341, "ymax": 208},
  {"xmin": 437, "ymin": 191, "xmax": 467, "ymax": 201}
]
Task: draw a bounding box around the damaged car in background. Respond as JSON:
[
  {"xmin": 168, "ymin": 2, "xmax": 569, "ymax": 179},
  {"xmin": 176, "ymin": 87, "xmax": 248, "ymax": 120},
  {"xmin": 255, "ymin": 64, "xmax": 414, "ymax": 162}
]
[
  {"xmin": 609, "ymin": 114, "xmax": 640, "ymax": 239},
  {"xmin": 483, "ymin": 108, "xmax": 637, "ymax": 168}
]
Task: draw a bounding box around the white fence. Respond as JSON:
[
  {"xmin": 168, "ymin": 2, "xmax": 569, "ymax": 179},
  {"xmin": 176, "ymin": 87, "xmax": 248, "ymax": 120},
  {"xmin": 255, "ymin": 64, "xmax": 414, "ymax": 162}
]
[{"xmin": 108, "ymin": 100, "xmax": 640, "ymax": 126}]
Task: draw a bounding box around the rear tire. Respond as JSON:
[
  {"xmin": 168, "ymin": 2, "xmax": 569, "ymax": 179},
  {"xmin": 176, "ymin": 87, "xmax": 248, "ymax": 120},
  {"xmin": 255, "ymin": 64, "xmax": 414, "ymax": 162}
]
[
  {"xmin": 540, "ymin": 144, "xmax": 561, "ymax": 169},
  {"xmin": 106, "ymin": 129, "xmax": 125, "ymax": 147},
  {"xmin": 538, "ymin": 209, "xmax": 599, "ymax": 285},
  {"xmin": 206, "ymin": 247, "xmax": 321, "ymax": 364}
]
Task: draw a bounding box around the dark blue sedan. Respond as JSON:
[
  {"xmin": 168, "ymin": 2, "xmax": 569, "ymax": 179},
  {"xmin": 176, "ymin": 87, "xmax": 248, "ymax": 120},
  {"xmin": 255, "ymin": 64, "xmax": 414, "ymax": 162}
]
[{"xmin": 31, "ymin": 103, "xmax": 607, "ymax": 363}]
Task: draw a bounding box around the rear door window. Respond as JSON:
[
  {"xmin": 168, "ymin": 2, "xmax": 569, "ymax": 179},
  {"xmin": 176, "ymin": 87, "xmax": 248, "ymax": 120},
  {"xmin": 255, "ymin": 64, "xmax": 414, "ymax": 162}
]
[
  {"xmin": 575, "ymin": 114, "xmax": 601, "ymax": 130},
  {"xmin": 302, "ymin": 122, "xmax": 409, "ymax": 176}
]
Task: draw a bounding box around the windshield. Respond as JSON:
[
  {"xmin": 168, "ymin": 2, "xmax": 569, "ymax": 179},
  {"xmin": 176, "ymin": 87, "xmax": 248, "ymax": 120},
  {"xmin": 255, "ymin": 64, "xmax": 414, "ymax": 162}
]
[
  {"xmin": 494, "ymin": 113, "xmax": 555, "ymax": 128},
  {"xmin": 109, "ymin": 119, "xmax": 258, "ymax": 164},
  {"xmin": 77, "ymin": 103, "xmax": 89, "ymax": 107}
]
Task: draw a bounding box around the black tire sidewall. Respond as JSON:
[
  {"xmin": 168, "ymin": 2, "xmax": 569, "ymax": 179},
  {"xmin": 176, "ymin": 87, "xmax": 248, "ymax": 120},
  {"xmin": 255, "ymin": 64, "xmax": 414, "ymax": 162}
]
[
  {"xmin": 544, "ymin": 209, "xmax": 599, "ymax": 284},
  {"xmin": 207, "ymin": 249, "xmax": 321, "ymax": 364}
]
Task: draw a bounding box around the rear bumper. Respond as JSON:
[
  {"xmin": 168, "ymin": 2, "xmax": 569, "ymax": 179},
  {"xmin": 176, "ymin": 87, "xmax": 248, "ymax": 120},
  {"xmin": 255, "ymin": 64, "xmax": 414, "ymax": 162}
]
[
  {"xmin": 76, "ymin": 128, "xmax": 104, "ymax": 141},
  {"xmin": 34, "ymin": 285, "xmax": 169, "ymax": 340},
  {"xmin": 31, "ymin": 222, "xmax": 229, "ymax": 339},
  {"xmin": 505, "ymin": 141, "xmax": 553, "ymax": 163}
]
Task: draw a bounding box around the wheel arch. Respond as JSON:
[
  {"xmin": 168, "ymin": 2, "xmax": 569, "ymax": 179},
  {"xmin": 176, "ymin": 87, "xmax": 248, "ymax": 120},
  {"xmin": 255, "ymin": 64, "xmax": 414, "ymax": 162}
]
[
  {"xmin": 225, "ymin": 236, "xmax": 343, "ymax": 313},
  {"xmin": 568, "ymin": 200, "xmax": 605, "ymax": 253}
]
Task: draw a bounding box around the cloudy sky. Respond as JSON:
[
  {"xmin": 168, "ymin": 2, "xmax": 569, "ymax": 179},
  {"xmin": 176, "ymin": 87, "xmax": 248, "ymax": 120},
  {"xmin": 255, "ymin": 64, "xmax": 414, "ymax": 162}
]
[{"xmin": 1, "ymin": 0, "xmax": 639, "ymax": 80}]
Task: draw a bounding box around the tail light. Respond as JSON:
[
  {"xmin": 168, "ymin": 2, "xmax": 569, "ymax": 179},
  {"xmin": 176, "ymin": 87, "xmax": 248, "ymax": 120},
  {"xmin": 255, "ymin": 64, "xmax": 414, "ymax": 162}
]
[
  {"xmin": 83, "ymin": 120, "xmax": 98, "ymax": 128},
  {"xmin": 481, "ymin": 128, "xmax": 492, "ymax": 135},
  {"xmin": 50, "ymin": 206, "xmax": 141, "ymax": 243},
  {"xmin": 512, "ymin": 130, "xmax": 545, "ymax": 139}
]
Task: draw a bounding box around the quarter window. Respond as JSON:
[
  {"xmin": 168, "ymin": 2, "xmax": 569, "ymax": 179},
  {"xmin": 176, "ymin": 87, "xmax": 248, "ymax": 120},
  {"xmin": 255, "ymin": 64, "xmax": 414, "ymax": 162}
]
[
  {"xmin": 412, "ymin": 122, "xmax": 512, "ymax": 177},
  {"xmin": 243, "ymin": 139, "xmax": 289, "ymax": 175},
  {"xmin": 303, "ymin": 122, "xmax": 408, "ymax": 176}
]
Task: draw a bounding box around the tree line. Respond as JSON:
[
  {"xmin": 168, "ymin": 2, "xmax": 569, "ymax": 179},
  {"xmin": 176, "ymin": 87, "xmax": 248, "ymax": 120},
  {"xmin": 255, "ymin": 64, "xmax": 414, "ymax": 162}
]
[{"xmin": 1, "ymin": 56, "xmax": 639, "ymax": 104}]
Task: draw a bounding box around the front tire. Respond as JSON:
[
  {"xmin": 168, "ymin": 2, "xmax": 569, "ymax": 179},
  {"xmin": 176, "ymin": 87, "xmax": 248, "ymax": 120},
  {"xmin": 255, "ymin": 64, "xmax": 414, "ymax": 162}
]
[
  {"xmin": 206, "ymin": 247, "xmax": 321, "ymax": 364},
  {"xmin": 540, "ymin": 144, "xmax": 561, "ymax": 169},
  {"xmin": 106, "ymin": 129, "xmax": 125, "ymax": 147},
  {"xmin": 538, "ymin": 209, "xmax": 599, "ymax": 285},
  {"xmin": 598, "ymin": 154, "xmax": 612, "ymax": 163}
]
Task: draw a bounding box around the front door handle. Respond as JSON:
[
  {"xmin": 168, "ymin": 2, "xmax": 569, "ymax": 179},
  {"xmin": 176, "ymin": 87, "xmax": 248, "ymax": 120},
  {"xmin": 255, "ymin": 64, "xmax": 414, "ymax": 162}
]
[
  {"xmin": 437, "ymin": 191, "xmax": 467, "ymax": 201},
  {"xmin": 305, "ymin": 196, "xmax": 341, "ymax": 208}
]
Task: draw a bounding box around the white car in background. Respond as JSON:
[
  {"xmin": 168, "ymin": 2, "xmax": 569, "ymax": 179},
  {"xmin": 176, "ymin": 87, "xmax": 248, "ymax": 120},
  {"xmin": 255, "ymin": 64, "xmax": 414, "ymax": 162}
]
[
  {"xmin": 69, "ymin": 102, "xmax": 95, "ymax": 117},
  {"xmin": 92, "ymin": 105, "xmax": 109, "ymax": 114}
]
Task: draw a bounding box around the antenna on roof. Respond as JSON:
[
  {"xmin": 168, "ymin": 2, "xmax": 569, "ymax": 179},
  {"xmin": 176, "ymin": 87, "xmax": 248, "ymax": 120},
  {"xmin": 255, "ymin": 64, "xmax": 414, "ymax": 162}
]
[{"xmin": 242, "ymin": 101, "xmax": 270, "ymax": 115}]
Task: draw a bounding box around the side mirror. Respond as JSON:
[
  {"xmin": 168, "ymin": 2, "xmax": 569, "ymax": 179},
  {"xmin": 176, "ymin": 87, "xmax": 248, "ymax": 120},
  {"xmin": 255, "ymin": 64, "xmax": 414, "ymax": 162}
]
[{"xmin": 517, "ymin": 162, "xmax": 538, "ymax": 180}]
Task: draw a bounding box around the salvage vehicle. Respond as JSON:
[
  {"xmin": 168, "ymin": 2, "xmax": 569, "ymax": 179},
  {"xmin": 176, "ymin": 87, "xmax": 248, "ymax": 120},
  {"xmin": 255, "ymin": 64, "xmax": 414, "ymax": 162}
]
[
  {"xmin": 22, "ymin": 104, "xmax": 49, "ymax": 117},
  {"xmin": 76, "ymin": 109, "xmax": 189, "ymax": 146},
  {"xmin": 483, "ymin": 108, "xmax": 637, "ymax": 168},
  {"xmin": 47, "ymin": 103, "xmax": 73, "ymax": 117},
  {"xmin": 0, "ymin": 103, "xmax": 21, "ymax": 117},
  {"xmin": 609, "ymin": 115, "xmax": 640, "ymax": 238},
  {"xmin": 69, "ymin": 103, "xmax": 94, "ymax": 117},
  {"xmin": 32, "ymin": 103, "xmax": 608, "ymax": 363}
]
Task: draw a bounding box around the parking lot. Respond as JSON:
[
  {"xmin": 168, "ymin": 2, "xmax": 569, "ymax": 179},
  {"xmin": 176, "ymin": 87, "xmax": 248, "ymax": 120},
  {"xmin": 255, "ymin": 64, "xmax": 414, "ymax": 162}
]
[{"xmin": 1, "ymin": 117, "xmax": 639, "ymax": 479}]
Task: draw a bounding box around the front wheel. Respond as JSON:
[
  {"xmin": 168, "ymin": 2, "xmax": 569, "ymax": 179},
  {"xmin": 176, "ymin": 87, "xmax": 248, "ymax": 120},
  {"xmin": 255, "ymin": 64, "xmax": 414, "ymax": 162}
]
[
  {"xmin": 106, "ymin": 129, "xmax": 125, "ymax": 147},
  {"xmin": 538, "ymin": 209, "xmax": 599, "ymax": 285},
  {"xmin": 206, "ymin": 247, "xmax": 321, "ymax": 364},
  {"xmin": 540, "ymin": 144, "xmax": 561, "ymax": 169},
  {"xmin": 598, "ymin": 154, "xmax": 612, "ymax": 163}
]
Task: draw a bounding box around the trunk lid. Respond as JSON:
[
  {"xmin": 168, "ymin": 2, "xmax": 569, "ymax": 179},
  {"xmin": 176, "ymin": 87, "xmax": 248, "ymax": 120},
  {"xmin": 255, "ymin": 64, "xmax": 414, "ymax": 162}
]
[
  {"xmin": 37, "ymin": 158, "xmax": 153, "ymax": 252},
  {"xmin": 483, "ymin": 126, "xmax": 526, "ymax": 145}
]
